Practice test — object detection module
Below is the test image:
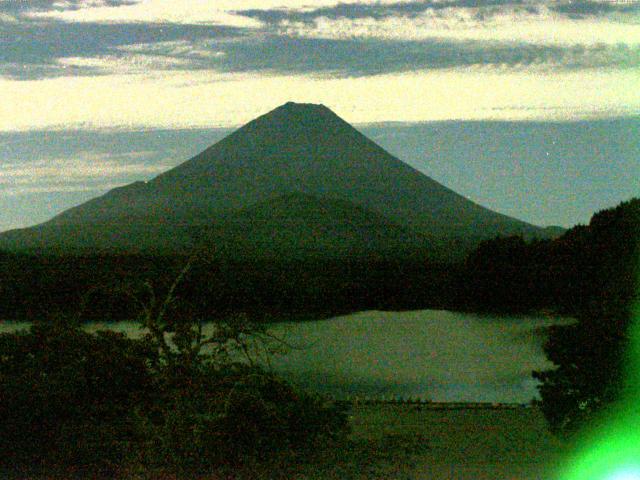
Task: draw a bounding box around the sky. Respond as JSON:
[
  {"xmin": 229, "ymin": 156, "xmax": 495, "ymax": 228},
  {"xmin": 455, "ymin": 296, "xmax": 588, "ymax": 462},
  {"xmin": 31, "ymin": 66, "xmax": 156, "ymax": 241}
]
[{"xmin": 0, "ymin": 0, "xmax": 639, "ymax": 232}]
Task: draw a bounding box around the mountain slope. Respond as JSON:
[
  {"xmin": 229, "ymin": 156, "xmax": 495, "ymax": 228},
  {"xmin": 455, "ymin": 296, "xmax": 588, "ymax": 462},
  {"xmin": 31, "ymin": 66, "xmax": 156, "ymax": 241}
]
[
  {"xmin": 204, "ymin": 192, "xmax": 434, "ymax": 260},
  {"xmin": 0, "ymin": 102, "xmax": 557, "ymax": 257}
]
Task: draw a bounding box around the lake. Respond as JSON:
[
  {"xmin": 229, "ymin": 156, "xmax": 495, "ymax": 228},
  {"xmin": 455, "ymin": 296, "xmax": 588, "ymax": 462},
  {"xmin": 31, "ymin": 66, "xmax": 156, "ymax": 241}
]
[{"xmin": 0, "ymin": 309, "xmax": 573, "ymax": 403}]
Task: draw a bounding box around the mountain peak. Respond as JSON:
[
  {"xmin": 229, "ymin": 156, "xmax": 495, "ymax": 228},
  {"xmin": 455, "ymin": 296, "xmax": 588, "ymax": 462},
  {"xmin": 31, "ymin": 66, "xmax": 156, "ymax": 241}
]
[
  {"xmin": 238, "ymin": 101, "xmax": 351, "ymax": 141},
  {"xmin": 260, "ymin": 101, "xmax": 340, "ymax": 124},
  {"xmin": 0, "ymin": 102, "xmax": 556, "ymax": 256},
  {"xmin": 279, "ymin": 101, "xmax": 331, "ymax": 112}
]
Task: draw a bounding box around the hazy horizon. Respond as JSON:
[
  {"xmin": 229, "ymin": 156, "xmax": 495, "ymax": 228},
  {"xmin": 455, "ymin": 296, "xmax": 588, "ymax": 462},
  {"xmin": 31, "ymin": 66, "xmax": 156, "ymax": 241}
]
[{"xmin": 1, "ymin": 115, "xmax": 638, "ymax": 233}]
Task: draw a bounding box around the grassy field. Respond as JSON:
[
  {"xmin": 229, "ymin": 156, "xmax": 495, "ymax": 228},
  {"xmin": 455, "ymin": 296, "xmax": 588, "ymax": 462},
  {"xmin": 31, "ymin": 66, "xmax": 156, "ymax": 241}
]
[
  {"xmin": 341, "ymin": 404, "xmax": 568, "ymax": 480},
  {"xmin": 176, "ymin": 403, "xmax": 570, "ymax": 480},
  {"xmin": 3, "ymin": 402, "xmax": 570, "ymax": 480}
]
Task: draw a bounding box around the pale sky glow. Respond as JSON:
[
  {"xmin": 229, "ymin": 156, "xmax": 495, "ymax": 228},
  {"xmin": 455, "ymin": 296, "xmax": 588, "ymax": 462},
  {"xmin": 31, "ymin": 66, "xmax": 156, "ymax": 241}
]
[
  {"xmin": 0, "ymin": 155, "xmax": 166, "ymax": 179},
  {"xmin": 0, "ymin": 152, "xmax": 172, "ymax": 195},
  {"xmin": 1, "ymin": 68, "xmax": 639, "ymax": 132},
  {"xmin": 0, "ymin": 0, "xmax": 638, "ymax": 231},
  {"xmin": 2, "ymin": 0, "xmax": 639, "ymax": 129},
  {"xmin": 26, "ymin": 0, "xmax": 427, "ymax": 25},
  {"xmin": 26, "ymin": 0, "xmax": 266, "ymax": 27},
  {"xmin": 0, "ymin": 183, "xmax": 125, "ymax": 195}
]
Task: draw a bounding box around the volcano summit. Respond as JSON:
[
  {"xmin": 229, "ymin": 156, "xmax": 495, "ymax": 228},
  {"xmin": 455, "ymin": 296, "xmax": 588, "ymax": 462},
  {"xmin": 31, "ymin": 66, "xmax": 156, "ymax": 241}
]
[{"xmin": 0, "ymin": 102, "xmax": 558, "ymax": 258}]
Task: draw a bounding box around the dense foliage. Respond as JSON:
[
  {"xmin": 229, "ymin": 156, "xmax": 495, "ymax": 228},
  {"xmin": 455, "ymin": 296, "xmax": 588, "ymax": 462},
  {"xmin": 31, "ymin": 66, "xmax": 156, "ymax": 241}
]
[
  {"xmin": 532, "ymin": 198, "xmax": 640, "ymax": 435},
  {"xmin": 0, "ymin": 320, "xmax": 154, "ymax": 475},
  {"xmin": 0, "ymin": 252, "xmax": 461, "ymax": 322},
  {"xmin": 461, "ymin": 200, "xmax": 638, "ymax": 316},
  {"xmin": 0, "ymin": 270, "xmax": 350, "ymax": 477},
  {"xmin": 448, "ymin": 198, "xmax": 640, "ymax": 434}
]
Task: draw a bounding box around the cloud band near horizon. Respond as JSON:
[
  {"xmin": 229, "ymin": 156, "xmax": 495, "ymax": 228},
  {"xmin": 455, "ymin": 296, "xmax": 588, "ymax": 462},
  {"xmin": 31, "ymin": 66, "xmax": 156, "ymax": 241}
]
[{"xmin": 0, "ymin": 0, "xmax": 638, "ymax": 130}]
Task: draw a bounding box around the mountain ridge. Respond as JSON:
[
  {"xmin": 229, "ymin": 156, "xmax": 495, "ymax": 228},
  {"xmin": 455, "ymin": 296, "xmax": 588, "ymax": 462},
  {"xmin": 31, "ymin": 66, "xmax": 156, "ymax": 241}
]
[{"xmin": 0, "ymin": 102, "xmax": 560, "ymax": 258}]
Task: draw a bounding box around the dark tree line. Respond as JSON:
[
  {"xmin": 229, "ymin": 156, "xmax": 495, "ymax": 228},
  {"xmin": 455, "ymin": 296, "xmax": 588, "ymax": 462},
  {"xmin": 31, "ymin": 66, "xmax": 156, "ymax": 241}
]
[
  {"xmin": 456, "ymin": 198, "xmax": 639, "ymax": 434},
  {"xmin": 0, "ymin": 196, "xmax": 635, "ymax": 325},
  {"xmin": 0, "ymin": 252, "xmax": 462, "ymax": 323},
  {"xmin": 532, "ymin": 198, "xmax": 640, "ymax": 435},
  {"xmin": 461, "ymin": 200, "xmax": 638, "ymax": 318}
]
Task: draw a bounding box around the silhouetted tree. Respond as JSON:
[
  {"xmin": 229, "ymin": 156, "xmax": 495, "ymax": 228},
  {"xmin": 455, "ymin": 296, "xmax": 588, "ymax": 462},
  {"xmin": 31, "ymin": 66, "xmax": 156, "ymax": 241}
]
[
  {"xmin": 0, "ymin": 256, "xmax": 351, "ymax": 476},
  {"xmin": 533, "ymin": 198, "xmax": 640, "ymax": 435},
  {"xmin": 0, "ymin": 318, "xmax": 154, "ymax": 476},
  {"xmin": 128, "ymin": 257, "xmax": 351, "ymax": 472},
  {"xmin": 462, "ymin": 235, "xmax": 554, "ymax": 312}
]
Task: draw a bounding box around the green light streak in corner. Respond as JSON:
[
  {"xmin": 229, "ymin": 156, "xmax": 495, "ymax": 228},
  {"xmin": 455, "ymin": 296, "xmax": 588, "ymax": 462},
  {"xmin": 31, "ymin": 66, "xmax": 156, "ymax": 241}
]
[{"xmin": 557, "ymin": 262, "xmax": 640, "ymax": 480}]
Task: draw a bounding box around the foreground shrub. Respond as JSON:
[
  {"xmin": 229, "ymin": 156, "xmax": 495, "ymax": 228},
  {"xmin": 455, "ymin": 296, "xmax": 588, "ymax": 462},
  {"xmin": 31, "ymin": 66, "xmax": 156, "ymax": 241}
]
[
  {"xmin": 141, "ymin": 366, "xmax": 347, "ymax": 471},
  {"xmin": 0, "ymin": 258, "xmax": 351, "ymax": 476},
  {"xmin": 0, "ymin": 320, "xmax": 154, "ymax": 475},
  {"xmin": 140, "ymin": 361, "xmax": 350, "ymax": 472},
  {"xmin": 132, "ymin": 261, "xmax": 351, "ymax": 473}
]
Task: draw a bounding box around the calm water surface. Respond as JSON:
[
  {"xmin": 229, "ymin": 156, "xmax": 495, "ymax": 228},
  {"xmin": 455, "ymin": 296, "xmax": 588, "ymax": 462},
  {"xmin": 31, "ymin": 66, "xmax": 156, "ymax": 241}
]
[{"xmin": 1, "ymin": 310, "xmax": 573, "ymax": 402}]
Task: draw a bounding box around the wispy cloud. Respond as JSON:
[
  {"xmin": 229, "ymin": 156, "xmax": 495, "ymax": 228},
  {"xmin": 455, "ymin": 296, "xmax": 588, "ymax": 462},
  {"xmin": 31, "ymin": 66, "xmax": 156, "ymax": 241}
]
[
  {"xmin": 239, "ymin": 0, "xmax": 640, "ymax": 22},
  {"xmin": 551, "ymin": 0, "xmax": 640, "ymax": 16},
  {"xmin": 38, "ymin": 33, "xmax": 639, "ymax": 83},
  {"xmin": 0, "ymin": 183, "xmax": 125, "ymax": 195},
  {"xmin": 3, "ymin": 0, "xmax": 635, "ymax": 82},
  {"xmin": 54, "ymin": 39, "xmax": 229, "ymax": 75},
  {"xmin": 0, "ymin": 0, "xmax": 638, "ymax": 126},
  {"xmin": 0, "ymin": 151, "xmax": 172, "ymax": 195},
  {"xmin": 16, "ymin": 0, "xmax": 430, "ymax": 23},
  {"xmin": 25, "ymin": 0, "xmax": 265, "ymax": 27},
  {"xmin": 0, "ymin": 11, "xmax": 18, "ymax": 23},
  {"xmin": 271, "ymin": 5, "xmax": 640, "ymax": 46},
  {"xmin": 0, "ymin": 19, "xmax": 245, "ymax": 80},
  {"xmin": 24, "ymin": 0, "xmax": 640, "ymax": 48},
  {"xmin": 56, "ymin": 53, "xmax": 194, "ymax": 74}
]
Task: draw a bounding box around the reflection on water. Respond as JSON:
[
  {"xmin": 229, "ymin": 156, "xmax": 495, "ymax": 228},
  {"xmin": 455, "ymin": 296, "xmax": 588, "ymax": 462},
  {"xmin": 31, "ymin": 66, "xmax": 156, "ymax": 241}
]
[
  {"xmin": 0, "ymin": 310, "xmax": 573, "ymax": 402},
  {"xmin": 267, "ymin": 310, "xmax": 573, "ymax": 402}
]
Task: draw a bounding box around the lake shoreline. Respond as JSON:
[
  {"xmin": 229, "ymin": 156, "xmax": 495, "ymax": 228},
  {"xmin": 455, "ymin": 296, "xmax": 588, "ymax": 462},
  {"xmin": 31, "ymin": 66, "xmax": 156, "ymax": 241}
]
[{"xmin": 1, "ymin": 309, "xmax": 574, "ymax": 403}]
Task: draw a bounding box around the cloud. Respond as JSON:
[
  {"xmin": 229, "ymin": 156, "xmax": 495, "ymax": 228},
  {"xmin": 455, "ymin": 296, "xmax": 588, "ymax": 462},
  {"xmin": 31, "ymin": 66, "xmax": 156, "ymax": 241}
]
[
  {"xmin": 0, "ymin": 151, "xmax": 172, "ymax": 195},
  {"xmin": 0, "ymin": 0, "xmax": 138, "ymax": 13},
  {"xmin": 238, "ymin": 0, "xmax": 640, "ymax": 24},
  {"xmin": 0, "ymin": 12, "xmax": 18, "ymax": 23},
  {"xmin": 0, "ymin": 67, "xmax": 638, "ymax": 132},
  {"xmin": 25, "ymin": 0, "xmax": 265, "ymax": 27},
  {"xmin": 0, "ymin": 19, "xmax": 245, "ymax": 80},
  {"xmin": 272, "ymin": 6, "xmax": 640, "ymax": 47},
  {"xmin": 16, "ymin": 0, "xmax": 441, "ymax": 22},
  {"xmin": 552, "ymin": 0, "xmax": 640, "ymax": 16},
  {"xmin": 0, "ymin": 152, "xmax": 165, "ymax": 179},
  {"xmin": 1, "ymin": 0, "xmax": 638, "ymax": 127},
  {"xmin": 57, "ymin": 53, "xmax": 194, "ymax": 75},
  {"xmin": 33, "ymin": 0, "xmax": 638, "ymax": 48},
  {"xmin": 42, "ymin": 34, "xmax": 638, "ymax": 82},
  {"xmin": 2, "ymin": 0, "xmax": 638, "ymax": 82},
  {"xmin": 0, "ymin": 127, "xmax": 230, "ymax": 208},
  {"xmin": 117, "ymin": 40, "xmax": 228, "ymax": 58},
  {"xmin": 0, "ymin": 183, "xmax": 124, "ymax": 195},
  {"xmin": 238, "ymin": 0, "xmax": 531, "ymax": 24},
  {"xmin": 62, "ymin": 39, "xmax": 229, "ymax": 75}
]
